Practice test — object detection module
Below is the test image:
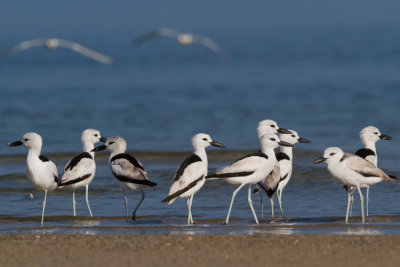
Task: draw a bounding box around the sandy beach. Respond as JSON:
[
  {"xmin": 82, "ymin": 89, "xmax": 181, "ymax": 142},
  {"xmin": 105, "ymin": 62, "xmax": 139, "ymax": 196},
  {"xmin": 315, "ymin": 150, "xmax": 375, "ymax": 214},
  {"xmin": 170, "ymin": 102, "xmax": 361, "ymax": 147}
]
[{"xmin": 0, "ymin": 234, "xmax": 399, "ymax": 267}]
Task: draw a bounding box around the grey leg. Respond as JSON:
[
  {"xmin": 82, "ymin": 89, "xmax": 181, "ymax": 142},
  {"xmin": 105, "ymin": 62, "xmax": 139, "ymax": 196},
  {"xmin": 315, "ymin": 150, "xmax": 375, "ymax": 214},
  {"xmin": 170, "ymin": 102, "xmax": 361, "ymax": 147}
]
[
  {"xmin": 277, "ymin": 190, "xmax": 284, "ymax": 216},
  {"xmin": 366, "ymin": 186, "xmax": 369, "ymax": 217},
  {"xmin": 41, "ymin": 190, "xmax": 47, "ymax": 227},
  {"xmin": 225, "ymin": 183, "xmax": 246, "ymax": 225},
  {"xmin": 188, "ymin": 194, "xmax": 194, "ymax": 224},
  {"xmin": 187, "ymin": 197, "xmax": 191, "ymax": 225},
  {"xmin": 72, "ymin": 190, "xmax": 76, "ymax": 217},
  {"xmin": 357, "ymin": 187, "xmax": 365, "ymax": 223},
  {"xmin": 349, "ymin": 194, "xmax": 354, "ymax": 217},
  {"xmin": 85, "ymin": 185, "xmax": 93, "ymax": 217},
  {"xmin": 248, "ymin": 185, "xmax": 259, "ymax": 224},
  {"xmin": 345, "ymin": 192, "xmax": 352, "ymax": 223},
  {"xmin": 132, "ymin": 190, "xmax": 145, "ymax": 220},
  {"xmin": 270, "ymin": 198, "xmax": 274, "ymax": 217},
  {"xmin": 122, "ymin": 189, "xmax": 128, "ymax": 221}
]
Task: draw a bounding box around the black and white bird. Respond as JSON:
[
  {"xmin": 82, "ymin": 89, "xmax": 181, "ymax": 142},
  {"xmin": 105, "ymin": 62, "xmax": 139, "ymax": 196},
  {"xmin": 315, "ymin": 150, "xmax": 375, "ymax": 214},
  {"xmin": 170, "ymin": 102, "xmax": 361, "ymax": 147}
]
[
  {"xmin": 313, "ymin": 147, "xmax": 395, "ymax": 223},
  {"xmin": 162, "ymin": 133, "xmax": 225, "ymax": 225},
  {"xmin": 92, "ymin": 136, "xmax": 157, "ymax": 221},
  {"xmin": 254, "ymin": 119, "xmax": 291, "ymax": 217},
  {"xmin": 255, "ymin": 130, "xmax": 311, "ymax": 217},
  {"xmin": 207, "ymin": 133, "xmax": 293, "ymax": 225},
  {"xmin": 8, "ymin": 132, "xmax": 58, "ymax": 227},
  {"xmin": 133, "ymin": 27, "xmax": 225, "ymax": 57},
  {"xmin": 58, "ymin": 129, "xmax": 107, "ymax": 217},
  {"xmin": 345, "ymin": 126, "xmax": 393, "ymax": 217},
  {"xmin": 0, "ymin": 38, "xmax": 114, "ymax": 64}
]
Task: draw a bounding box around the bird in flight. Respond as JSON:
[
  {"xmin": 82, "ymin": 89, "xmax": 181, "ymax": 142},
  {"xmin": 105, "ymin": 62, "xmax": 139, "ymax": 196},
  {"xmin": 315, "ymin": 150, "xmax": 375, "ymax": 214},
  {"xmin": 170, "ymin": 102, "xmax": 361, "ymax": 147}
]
[
  {"xmin": 0, "ymin": 38, "xmax": 114, "ymax": 64},
  {"xmin": 133, "ymin": 27, "xmax": 225, "ymax": 57}
]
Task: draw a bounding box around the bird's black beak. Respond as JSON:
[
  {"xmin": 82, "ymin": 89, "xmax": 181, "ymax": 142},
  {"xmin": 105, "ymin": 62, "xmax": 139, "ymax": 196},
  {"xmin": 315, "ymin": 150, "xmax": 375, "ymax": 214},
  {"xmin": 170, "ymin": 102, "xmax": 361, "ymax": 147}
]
[
  {"xmin": 380, "ymin": 134, "xmax": 392, "ymax": 140},
  {"xmin": 278, "ymin": 141, "xmax": 293, "ymax": 147},
  {"xmin": 8, "ymin": 140, "xmax": 23, "ymax": 147},
  {"xmin": 298, "ymin": 137, "xmax": 312, "ymax": 143},
  {"xmin": 100, "ymin": 136, "xmax": 107, "ymax": 143},
  {"xmin": 278, "ymin": 128, "xmax": 292, "ymax": 134},
  {"xmin": 210, "ymin": 141, "xmax": 226, "ymax": 148},
  {"xmin": 91, "ymin": 144, "xmax": 107, "ymax": 152},
  {"xmin": 312, "ymin": 156, "xmax": 327, "ymax": 164}
]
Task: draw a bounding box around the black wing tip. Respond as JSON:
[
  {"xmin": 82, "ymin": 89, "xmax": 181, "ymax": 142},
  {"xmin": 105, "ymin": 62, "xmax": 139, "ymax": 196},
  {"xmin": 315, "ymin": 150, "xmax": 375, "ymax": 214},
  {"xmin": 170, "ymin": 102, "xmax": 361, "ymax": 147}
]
[
  {"xmin": 389, "ymin": 174, "xmax": 397, "ymax": 180},
  {"xmin": 161, "ymin": 196, "xmax": 172, "ymax": 203}
]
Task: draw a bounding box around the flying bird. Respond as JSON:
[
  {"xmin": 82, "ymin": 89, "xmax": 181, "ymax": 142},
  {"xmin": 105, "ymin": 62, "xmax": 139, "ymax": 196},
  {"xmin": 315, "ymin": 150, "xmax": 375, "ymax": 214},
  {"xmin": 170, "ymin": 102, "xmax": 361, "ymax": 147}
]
[
  {"xmin": 0, "ymin": 38, "xmax": 114, "ymax": 64},
  {"xmin": 133, "ymin": 27, "xmax": 225, "ymax": 57}
]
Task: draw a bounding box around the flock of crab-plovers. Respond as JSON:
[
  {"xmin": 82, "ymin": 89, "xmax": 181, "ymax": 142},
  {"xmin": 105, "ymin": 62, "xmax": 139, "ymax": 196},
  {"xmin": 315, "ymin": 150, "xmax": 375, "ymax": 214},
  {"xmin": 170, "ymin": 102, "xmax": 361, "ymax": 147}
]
[{"xmin": 7, "ymin": 120, "xmax": 396, "ymax": 227}]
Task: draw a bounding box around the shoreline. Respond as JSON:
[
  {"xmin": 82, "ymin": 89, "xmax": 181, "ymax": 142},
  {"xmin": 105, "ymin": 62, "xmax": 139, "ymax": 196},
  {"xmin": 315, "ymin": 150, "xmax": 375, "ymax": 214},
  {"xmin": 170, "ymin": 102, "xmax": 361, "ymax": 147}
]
[{"xmin": 1, "ymin": 234, "xmax": 400, "ymax": 267}]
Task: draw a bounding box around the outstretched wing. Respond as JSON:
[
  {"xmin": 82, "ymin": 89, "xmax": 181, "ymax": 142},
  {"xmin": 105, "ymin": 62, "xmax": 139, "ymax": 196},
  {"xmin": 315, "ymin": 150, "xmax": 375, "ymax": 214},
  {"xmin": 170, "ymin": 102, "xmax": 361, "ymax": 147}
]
[
  {"xmin": 192, "ymin": 35, "xmax": 224, "ymax": 57},
  {"xmin": 0, "ymin": 39, "xmax": 47, "ymax": 58},
  {"xmin": 133, "ymin": 27, "xmax": 181, "ymax": 46},
  {"xmin": 56, "ymin": 39, "xmax": 114, "ymax": 64}
]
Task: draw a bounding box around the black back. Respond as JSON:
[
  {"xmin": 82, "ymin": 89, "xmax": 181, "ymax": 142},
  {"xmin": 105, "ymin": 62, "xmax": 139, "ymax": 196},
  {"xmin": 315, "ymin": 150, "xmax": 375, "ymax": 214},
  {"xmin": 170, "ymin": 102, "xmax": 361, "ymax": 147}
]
[
  {"xmin": 39, "ymin": 155, "xmax": 50, "ymax": 162},
  {"xmin": 231, "ymin": 151, "xmax": 268, "ymax": 165},
  {"xmin": 275, "ymin": 151, "xmax": 290, "ymax": 161},
  {"xmin": 355, "ymin": 148, "xmax": 375, "ymax": 159},
  {"xmin": 174, "ymin": 154, "xmax": 202, "ymax": 181},
  {"xmin": 111, "ymin": 153, "xmax": 145, "ymax": 171},
  {"xmin": 65, "ymin": 152, "xmax": 93, "ymax": 171}
]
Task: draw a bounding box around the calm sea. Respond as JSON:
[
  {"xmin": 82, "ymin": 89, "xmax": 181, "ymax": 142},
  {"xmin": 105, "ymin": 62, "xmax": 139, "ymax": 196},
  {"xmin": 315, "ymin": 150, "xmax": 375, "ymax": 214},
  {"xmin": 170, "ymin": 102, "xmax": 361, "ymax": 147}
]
[{"xmin": 0, "ymin": 27, "xmax": 399, "ymax": 234}]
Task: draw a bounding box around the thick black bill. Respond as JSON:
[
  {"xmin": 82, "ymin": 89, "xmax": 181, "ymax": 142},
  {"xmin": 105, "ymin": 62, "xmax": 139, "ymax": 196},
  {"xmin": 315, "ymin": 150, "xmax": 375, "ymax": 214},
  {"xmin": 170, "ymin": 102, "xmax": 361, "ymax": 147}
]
[
  {"xmin": 278, "ymin": 127, "xmax": 292, "ymax": 134},
  {"xmin": 380, "ymin": 134, "xmax": 392, "ymax": 140},
  {"xmin": 210, "ymin": 141, "xmax": 226, "ymax": 148},
  {"xmin": 278, "ymin": 141, "xmax": 293, "ymax": 147},
  {"xmin": 298, "ymin": 137, "xmax": 312, "ymax": 143},
  {"xmin": 8, "ymin": 140, "xmax": 23, "ymax": 146},
  {"xmin": 312, "ymin": 156, "xmax": 327, "ymax": 164},
  {"xmin": 100, "ymin": 136, "xmax": 107, "ymax": 142},
  {"xmin": 91, "ymin": 144, "xmax": 107, "ymax": 152}
]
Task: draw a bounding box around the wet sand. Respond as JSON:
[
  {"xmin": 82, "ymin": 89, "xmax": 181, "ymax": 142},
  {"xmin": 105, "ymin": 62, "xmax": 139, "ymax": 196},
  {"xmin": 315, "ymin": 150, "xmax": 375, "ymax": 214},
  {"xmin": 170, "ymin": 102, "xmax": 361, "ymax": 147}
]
[{"xmin": 0, "ymin": 234, "xmax": 399, "ymax": 267}]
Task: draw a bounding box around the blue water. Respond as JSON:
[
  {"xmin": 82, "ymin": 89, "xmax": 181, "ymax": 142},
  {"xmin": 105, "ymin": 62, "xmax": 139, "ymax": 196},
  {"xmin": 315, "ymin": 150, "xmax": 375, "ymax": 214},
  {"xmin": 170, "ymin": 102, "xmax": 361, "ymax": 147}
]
[{"xmin": 1, "ymin": 27, "xmax": 400, "ymax": 234}]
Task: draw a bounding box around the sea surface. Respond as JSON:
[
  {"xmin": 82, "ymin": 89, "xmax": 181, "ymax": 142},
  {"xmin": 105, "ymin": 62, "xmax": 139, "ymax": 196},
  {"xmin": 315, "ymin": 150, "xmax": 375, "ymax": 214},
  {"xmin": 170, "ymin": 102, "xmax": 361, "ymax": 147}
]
[{"xmin": 0, "ymin": 27, "xmax": 400, "ymax": 235}]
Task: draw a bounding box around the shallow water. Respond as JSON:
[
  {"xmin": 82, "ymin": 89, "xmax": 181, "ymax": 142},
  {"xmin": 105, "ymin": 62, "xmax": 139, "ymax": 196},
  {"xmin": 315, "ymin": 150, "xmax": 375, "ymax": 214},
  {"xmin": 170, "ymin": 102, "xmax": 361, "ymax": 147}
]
[{"xmin": 0, "ymin": 151, "xmax": 399, "ymax": 235}]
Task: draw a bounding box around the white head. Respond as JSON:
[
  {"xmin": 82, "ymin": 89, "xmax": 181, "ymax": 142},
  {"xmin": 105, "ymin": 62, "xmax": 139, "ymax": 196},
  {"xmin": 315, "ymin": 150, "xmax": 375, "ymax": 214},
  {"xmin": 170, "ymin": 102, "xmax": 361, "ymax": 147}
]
[
  {"xmin": 8, "ymin": 132, "xmax": 43, "ymax": 152},
  {"xmin": 360, "ymin": 126, "xmax": 392, "ymax": 146},
  {"xmin": 92, "ymin": 136, "xmax": 127, "ymax": 154},
  {"xmin": 191, "ymin": 133, "xmax": 226, "ymax": 151},
  {"xmin": 81, "ymin": 129, "xmax": 106, "ymax": 146},
  {"xmin": 279, "ymin": 129, "xmax": 312, "ymax": 146},
  {"xmin": 259, "ymin": 133, "xmax": 293, "ymax": 152},
  {"xmin": 45, "ymin": 38, "xmax": 59, "ymax": 50},
  {"xmin": 313, "ymin": 147, "xmax": 344, "ymax": 164},
  {"xmin": 257, "ymin": 119, "xmax": 291, "ymax": 138},
  {"xmin": 177, "ymin": 34, "xmax": 194, "ymax": 45}
]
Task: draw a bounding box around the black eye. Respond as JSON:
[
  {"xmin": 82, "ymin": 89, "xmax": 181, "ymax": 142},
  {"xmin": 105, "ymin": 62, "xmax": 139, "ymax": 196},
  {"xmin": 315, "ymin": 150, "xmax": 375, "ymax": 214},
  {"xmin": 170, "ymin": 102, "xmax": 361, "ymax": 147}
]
[
  {"xmin": 291, "ymin": 135, "xmax": 295, "ymax": 137},
  {"xmin": 109, "ymin": 141, "xmax": 115, "ymax": 145},
  {"xmin": 94, "ymin": 134, "xmax": 98, "ymax": 137},
  {"xmin": 330, "ymin": 152, "xmax": 335, "ymax": 156},
  {"xmin": 374, "ymin": 132, "xmax": 378, "ymax": 135},
  {"xmin": 24, "ymin": 138, "xmax": 29, "ymax": 141},
  {"xmin": 270, "ymin": 138, "xmax": 276, "ymax": 141},
  {"xmin": 202, "ymin": 138, "xmax": 207, "ymax": 141},
  {"xmin": 270, "ymin": 125, "xmax": 275, "ymax": 128}
]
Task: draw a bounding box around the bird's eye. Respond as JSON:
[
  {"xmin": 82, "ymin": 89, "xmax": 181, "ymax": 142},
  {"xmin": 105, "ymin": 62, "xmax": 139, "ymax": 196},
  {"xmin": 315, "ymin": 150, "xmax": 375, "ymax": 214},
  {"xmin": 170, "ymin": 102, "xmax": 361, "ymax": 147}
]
[
  {"xmin": 202, "ymin": 138, "xmax": 208, "ymax": 141},
  {"xmin": 270, "ymin": 125, "xmax": 275, "ymax": 128},
  {"xmin": 270, "ymin": 138, "xmax": 276, "ymax": 141},
  {"xmin": 94, "ymin": 134, "xmax": 98, "ymax": 137},
  {"xmin": 109, "ymin": 142, "xmax": 115, "ymax": 145},
  {"xmin": 330, "ymin": 152, "xmax": 335, "ymax": 156},
  {"xmin": 374, "ymin": 132, "xmax": 378, "ymax": 135},
  {"xmin": 24, "ymin": 138, "xmax": 29, "ymax": 142},
  {"xmin": 291, "ymin": 135, "xmax": 295, "ymax": 137}
]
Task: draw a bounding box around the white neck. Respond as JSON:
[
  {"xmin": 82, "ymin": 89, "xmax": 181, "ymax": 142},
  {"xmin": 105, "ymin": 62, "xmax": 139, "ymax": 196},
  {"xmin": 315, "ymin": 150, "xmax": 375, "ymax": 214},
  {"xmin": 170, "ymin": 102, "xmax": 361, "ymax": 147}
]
[
  {"xmin": 280, "ymin": 146, "xmax": 293, "ymax": 160},
  {"xmin": 82, "ymin": 141, "xmax": 95, "ymax": 158},
  {"xmin": 362, "ymin": 140, "xmax": 377, "ymax": 154}
]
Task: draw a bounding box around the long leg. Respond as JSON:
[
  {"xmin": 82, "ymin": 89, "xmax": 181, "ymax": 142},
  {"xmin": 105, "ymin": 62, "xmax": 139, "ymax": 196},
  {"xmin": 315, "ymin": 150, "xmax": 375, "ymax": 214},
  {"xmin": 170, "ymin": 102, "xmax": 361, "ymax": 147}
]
[
  {"xmin": 72, "ymin": 190, "xmax": 76, "ymax": 217},
  {"xmin": 188, "ymin": 194, "xmax": 194, "ymax": 224},
  {"xmin": 260, "ymin": 189, "xmax": 264, "ymax": 219},
  {"xmin": 366, "ymin": 186, "xmax": 369, "ymax": 217},
  {"xmin": 248, "ymin": 185, "xmax": 259, "ymax": 224},
  {"xmin": 357, "ymin": 187, "xmax": 365, "ymax": 223},
  {"xmin": 345, "ymin": 192, "xmax": 352, "ymax": 223},
  {"xmin": 187, "ymin": 197, "xmax": 191, "ymax": 225},
  {"xmin": 277, "ymin": 190, "xmax": 284, "ymax": 216},
  {"xmin": 349, "ymin": 193, "xmax": 354, "ymax": 217},
  {"xmin": 225, "ymin": 183, "xmax": 246, "ymax": 225},
  {"xmin": 41, "ymin": 190, "xmax": 47, "ymax": 227},
  {"xmin": 85, "ymin": 185, "xmax": 93, "ymax": 217},
  {"xmin": 270, "ymin": 198, "xmax": 274, "ymax": 217},
  {"xmin": 132, "ymin": 190, "xmax": 145, "ymax": 220},
  {"xmin": 122, "ymin": 189, "xmax": 128, "ymax": 221}
]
